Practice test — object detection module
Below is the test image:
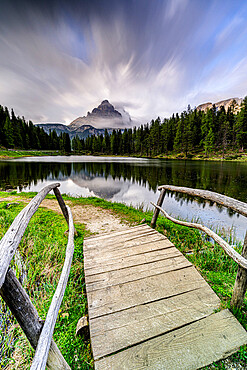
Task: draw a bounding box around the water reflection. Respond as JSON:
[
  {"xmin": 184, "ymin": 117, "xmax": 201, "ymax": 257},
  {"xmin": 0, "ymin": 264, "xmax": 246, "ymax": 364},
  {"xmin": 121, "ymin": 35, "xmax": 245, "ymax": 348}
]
[{"xmin": 1, "ymin": 156, "xmax": 246, "ymax": 240}]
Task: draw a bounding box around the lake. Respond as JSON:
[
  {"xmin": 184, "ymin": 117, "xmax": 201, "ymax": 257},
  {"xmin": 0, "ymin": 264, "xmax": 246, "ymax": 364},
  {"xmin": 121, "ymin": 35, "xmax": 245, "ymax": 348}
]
[{"xmin": 0, "ymin": 156, "xmax": 246, "ymax": 241}]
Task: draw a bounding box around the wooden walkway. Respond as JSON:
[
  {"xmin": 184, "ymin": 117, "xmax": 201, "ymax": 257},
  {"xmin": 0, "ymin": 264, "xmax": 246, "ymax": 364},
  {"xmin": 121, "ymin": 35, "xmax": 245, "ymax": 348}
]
[{"xmin": 83, "ymin": 224, "xmax": 247, "ymax": 369}]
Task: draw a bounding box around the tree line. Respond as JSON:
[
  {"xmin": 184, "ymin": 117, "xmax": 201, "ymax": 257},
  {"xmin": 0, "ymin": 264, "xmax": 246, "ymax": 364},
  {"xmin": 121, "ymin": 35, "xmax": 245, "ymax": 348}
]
[
  {"xmin": 0, "ymin": 105, "xmax": 71, "ymax": 152},
  {"xmin": 1, "ymin": 97, "xmax": 247, "ymax": 157},
  {"xmin": 72, "ymin": 97, "xmax": 247, "ymax": 157}
]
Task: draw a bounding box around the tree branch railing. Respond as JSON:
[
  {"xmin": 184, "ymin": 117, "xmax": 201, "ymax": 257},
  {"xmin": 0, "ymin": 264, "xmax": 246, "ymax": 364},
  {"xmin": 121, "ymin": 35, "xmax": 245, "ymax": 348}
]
[
  {"xmin": 151, "ymin": 185, "xmax": 247, "ymax": 309},
  {"xmin": 0, "ymin": 183, "xmax": 74, "ymax": 369}
]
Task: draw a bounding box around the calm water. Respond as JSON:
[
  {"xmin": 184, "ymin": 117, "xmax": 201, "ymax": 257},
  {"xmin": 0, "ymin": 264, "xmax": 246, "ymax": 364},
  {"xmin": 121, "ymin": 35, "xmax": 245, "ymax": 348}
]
[{"xmin": 1, "ymin": 156, "xmax": 247, "ymax": 241}]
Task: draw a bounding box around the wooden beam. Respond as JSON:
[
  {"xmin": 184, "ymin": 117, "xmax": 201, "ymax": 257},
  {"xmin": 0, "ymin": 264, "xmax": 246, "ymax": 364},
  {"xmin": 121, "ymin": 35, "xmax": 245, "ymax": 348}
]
[
  {"xmin": 0, "ymin": 268, "xmax": 70, "ymax": 370},
  {"xmin": 151, "ymin": 202, "xmax": 247, "ymax": 269},
  {"xmin": 151, "ymin": 188, "xmax": 166, "ymax": 228},
  {"xmin": 53, "ymin": 187, "xmax": 69, "ymax": 226},
  {"xmin": 0, "ymin": 183, "xmax": 60, "ymax": 289},
  {"xmin": 31, "ymin": 206, "xmax": 74, "ymax": 370},
  {"xmin": 231, "ymin": 231, "xmax": 247, "ymax": 308},
  {"xmin": 158, "ymin": 185, "xmax": 247, "ymax": 218}
]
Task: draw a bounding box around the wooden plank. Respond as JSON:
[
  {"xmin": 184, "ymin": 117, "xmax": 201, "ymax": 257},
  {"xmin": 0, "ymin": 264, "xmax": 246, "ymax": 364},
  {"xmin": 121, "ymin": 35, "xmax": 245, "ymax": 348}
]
[
  {"xmin": 87, "ymin": 266, "xmax": 207, "ymax": 318},
  {"xmin": 84, "ymin": 246, "xmax": 182, "ymax": 275},
  {"xmin": 85, "ymin": 229, "xmax": 161, "ymax": 250},
  {"xmin": 0, "ymin": 182, "xmax": 60, "ymax": 288},
  {"xmin": 85, "ymin": 254, "xmax": 191, "ymax": 292},
  {"xmin": 31, "ymin": 206, "xmax": 75, "ymax": 370},
  {"xmin": 95, "ymin": 309, "xmax": 247, "ymax": 369},
  {"xmin": 84, "ymin": 234, "xmax": 169, "ymax": 259},
  {"xmin": 84, "ymin": 238, "xmax": 174, "ymax": 266},
  {"xmin": 90, "ymin": 286, "xmax": 220, "ymax": 359},
  {"xmin": 84, "ymin": 224, "xmax": 151, "ymax": 242}
]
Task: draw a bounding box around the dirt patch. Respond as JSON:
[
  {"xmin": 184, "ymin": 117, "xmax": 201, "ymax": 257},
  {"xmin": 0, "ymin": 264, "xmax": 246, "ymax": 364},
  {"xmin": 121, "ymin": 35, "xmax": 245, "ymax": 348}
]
[{"xmin": 0, "ymin": 196, "xmax": 130, "ymax": 234}]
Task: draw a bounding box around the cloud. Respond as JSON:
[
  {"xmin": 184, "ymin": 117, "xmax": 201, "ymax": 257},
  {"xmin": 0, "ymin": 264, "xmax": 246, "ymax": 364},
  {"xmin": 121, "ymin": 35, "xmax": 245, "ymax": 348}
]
[{"xmin": 0, "ymin": 0, "xmax": 247, "ymax": 127}]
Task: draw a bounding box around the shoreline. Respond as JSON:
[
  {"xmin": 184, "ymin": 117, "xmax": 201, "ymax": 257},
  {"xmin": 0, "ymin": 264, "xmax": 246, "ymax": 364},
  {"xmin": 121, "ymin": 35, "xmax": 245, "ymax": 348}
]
[{"xmin": 1, "ymin": 149, "xmax": 247, "ymax": 162}]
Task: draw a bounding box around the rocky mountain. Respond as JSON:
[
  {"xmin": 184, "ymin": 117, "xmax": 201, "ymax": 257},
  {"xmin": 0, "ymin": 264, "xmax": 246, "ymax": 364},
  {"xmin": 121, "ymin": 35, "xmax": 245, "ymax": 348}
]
[
  {"xmin": 69, "ymin": 100, "xmax": 126, "ymax": 130},
  {"xmin": 36, "ymin": 100, "xmax": 130, "ymax": 139},
  {"xmin": 197, "ymin": 97, "xmax": 242, "ymax": 113}
]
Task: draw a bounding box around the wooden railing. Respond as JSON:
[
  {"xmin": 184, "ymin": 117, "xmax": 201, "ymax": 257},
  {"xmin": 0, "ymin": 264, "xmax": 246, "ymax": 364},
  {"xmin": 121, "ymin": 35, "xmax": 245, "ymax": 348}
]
[
  {"xmin": 0, "ymin": 183, "xmax": 75, "ymax": 370},
  {"xmin": 151, "ymin": 185, "xmax": 247, "ymax": 309}
]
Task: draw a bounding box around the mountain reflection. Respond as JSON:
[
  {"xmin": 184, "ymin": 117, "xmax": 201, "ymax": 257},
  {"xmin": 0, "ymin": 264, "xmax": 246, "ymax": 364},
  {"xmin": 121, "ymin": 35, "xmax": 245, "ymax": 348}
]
[
  {"xmin": 0, "ymin": 156, "xmax": 246, "ymax": 240},
  {"xmin": 1, "ymin": 157, "xmax": 246, "ymax": 203}
]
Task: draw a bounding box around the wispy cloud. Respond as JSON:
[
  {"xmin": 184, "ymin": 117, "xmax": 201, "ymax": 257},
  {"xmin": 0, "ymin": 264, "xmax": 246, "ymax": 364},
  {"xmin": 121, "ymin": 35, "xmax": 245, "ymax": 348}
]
[{"xmin": 0, "ymin": 0, "xmax": 247, "ymax": 126}]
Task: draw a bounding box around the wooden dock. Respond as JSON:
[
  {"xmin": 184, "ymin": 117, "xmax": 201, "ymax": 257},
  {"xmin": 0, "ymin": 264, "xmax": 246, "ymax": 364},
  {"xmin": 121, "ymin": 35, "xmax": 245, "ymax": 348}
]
[{"xmin": 83, "ymin": 224, "xmax": 247, "ymax": 369}]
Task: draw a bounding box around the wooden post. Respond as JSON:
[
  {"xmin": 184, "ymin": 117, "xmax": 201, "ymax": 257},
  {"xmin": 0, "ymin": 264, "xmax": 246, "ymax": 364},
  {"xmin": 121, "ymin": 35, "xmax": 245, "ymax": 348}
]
[
  {"xmin": 150, "ymin": 189, "xmax": 166, "ymax": 228},
  {"xmin": 231, "ymin": 231, "xmax": 247, "ymax": 309},
  {"xmin": 53, "ymin": 187, "xmax": 70, "ymax": 227},
  {"xmin": 0, "ymin": 268, "xmax": 70, "ymax": 370}
]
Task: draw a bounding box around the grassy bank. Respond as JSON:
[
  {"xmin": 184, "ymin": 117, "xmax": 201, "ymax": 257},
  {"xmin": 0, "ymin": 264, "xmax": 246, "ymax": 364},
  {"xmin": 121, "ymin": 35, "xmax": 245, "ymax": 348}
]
[
  {"xmin": 0, "ymin": 199, "xmax": 92, "ymax": 369},
  {"xmin": 0, "ymin": 192, "xmax": 246, "ymax": 368},
  {"xmin": 1, "ymin": 147, "xmax": 247, "ymax": 162},
  {"xmin": 0, "ymin": 149, "xmax": 60, "ymax": 159}
]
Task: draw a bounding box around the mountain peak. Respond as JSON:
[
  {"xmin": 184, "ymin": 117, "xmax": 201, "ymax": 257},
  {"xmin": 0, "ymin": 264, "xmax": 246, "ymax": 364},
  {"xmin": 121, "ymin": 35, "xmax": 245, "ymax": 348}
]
[{"xmin": 69, "ymin": 99, "xmax": 125, "ymax": 130}]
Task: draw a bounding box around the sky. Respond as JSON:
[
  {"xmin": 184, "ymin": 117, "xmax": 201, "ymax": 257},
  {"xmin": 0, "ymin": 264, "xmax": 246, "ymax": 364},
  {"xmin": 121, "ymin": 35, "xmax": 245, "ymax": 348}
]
[{"xmin": 1, "ymin": 0, "xmax": 247, "ymax": 127}]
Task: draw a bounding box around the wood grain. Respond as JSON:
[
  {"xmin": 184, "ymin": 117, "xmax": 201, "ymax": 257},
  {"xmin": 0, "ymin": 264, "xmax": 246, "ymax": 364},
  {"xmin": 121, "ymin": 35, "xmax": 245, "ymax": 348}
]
[
  {"xmin": 84, "ymin": 246, "xmax": 181, "ymax": 276},
  {"xmin": 84, "ymin": 225, "xmax": 247, "ymax": 369},
  {"xmin": 85, "ymin": 254, "xmax": 191, "ymax": 292},
  {"xmin": 84, "ymin": 224, "xmax": 151, "ymax": 242},
  {"xmin": 95, "ymin": 310, "xmax": 247, "ymax": 369},
  {"xmin": 84, "ymin": 237, "xmax": 174, "ymax": 266},
  {"xmin": 85, "ymin": 228, "xmax": 160, "ymax": 250},
  {"xmin": 90, "ymin": 286, "xmax": 220, "ymax": 359},
  {"xmin": 87, "ymin": 266, "xmax": 207, "ymax": 318}
]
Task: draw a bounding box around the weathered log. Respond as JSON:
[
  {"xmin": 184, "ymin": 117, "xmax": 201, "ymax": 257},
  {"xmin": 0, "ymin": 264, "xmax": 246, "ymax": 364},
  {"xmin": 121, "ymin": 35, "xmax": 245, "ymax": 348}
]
[
  {"xmin": 53, "ymin": 187, "xmax": 69, "ymax": 226},
  {"xmin": 0, "ymin": 268, "xmax": 70, "ymax": 369},
  {"xmin": 157, "ymin": 185, "xmax": 247, "ymax": 218},
  {"xmin": 0, "ymin": 183, "xmax": 60, "ymax": 289},
  {"xmin": 231, "ymin": 231, "xmax": 247, "ymax": 308},
  {"xmin": 150, "ymin": 202, "xmax": 247, "ymax": 270},
  {"xmin": 31, "ymin": 206, "xmax": 74, "ymax": 370},
  {"xmin": 76, "ymin": 316, "xmax": 89, "ymax": 339},
  {"xmin": 151, "ymin": 189, "xmax": 166, "ymax": 228}
]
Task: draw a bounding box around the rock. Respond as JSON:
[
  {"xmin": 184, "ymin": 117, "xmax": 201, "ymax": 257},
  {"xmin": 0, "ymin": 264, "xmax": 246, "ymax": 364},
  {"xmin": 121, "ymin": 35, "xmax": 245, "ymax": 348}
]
[{"xmin": 197, "ymin": 98, "xmax": 243, "ymax": 113}]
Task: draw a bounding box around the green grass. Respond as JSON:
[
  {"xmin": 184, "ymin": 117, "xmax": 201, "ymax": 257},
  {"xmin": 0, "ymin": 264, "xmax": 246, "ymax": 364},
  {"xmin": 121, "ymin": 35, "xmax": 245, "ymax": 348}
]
[
  {"xmin": 0, "ymin": 147, "xmax": 247, "ymax": 161},
  {"xmin": 0, "ymin": 192, "xmax": 247, "ymax": 368},
  {"xmin": 0, "ymin": 200, "xmax": 92, "ymax": 369},
  {"xmin": 0, "ymin": 149, "xmax": 59, "ymax": 159}
]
